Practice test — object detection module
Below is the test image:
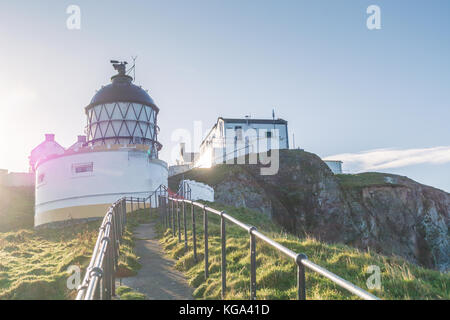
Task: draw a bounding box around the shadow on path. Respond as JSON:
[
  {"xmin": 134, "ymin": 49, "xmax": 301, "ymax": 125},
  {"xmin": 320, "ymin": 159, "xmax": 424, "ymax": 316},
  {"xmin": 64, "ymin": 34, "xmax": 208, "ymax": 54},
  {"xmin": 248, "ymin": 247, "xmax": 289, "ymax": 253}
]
[{"xmin": 117, "ymin": 223, "xmax": 193, "ymax": 300}]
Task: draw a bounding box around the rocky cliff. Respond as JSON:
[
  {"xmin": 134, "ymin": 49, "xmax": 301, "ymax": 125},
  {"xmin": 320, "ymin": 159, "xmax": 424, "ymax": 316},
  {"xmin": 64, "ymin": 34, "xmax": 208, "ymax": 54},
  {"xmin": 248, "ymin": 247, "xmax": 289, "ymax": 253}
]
[{"xmin": 169, "ymin": 150, "xmax": 450, "ymax": 272}]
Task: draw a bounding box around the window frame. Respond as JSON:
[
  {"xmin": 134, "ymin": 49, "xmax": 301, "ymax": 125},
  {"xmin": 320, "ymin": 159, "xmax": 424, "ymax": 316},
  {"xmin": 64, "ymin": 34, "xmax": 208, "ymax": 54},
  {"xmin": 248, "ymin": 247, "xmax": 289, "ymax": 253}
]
[{"xmin": 71, "ymin": 162, "xmax": 94, "ymax": 177}]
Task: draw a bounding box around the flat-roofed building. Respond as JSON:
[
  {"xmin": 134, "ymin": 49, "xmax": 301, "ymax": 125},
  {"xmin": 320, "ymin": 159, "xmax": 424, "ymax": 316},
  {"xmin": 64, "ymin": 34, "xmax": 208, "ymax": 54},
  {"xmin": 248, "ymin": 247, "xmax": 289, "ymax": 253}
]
[{"xmin": 195, "ymin": 117, "xmax": 289, "ymax": 168}]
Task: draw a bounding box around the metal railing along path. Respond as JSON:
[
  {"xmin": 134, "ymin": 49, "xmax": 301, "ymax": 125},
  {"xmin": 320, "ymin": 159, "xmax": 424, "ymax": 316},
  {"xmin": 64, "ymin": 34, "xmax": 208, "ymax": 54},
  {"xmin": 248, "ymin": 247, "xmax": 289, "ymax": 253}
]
[
  {"xmin": 160, "ymin": 196, "xmax": 380, "ymax": 301},
  {"xmin": 76, "ymin": 197, "xmax": 127, "ymax": 300},
  {"xmin": 76, "ymin": 184, "xmax": 379, "ymax": 300},
  {"xmin": 76, "ymin": 186, "xmax": 168, "ymax": 300}
]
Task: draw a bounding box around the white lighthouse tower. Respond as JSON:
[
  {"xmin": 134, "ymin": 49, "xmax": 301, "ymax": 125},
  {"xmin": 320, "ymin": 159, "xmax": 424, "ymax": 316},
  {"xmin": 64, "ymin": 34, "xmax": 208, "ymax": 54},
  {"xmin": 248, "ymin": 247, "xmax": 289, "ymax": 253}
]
[{"xmin": 34, "ymin": 61, "xmax": 168, "ymax": 227}]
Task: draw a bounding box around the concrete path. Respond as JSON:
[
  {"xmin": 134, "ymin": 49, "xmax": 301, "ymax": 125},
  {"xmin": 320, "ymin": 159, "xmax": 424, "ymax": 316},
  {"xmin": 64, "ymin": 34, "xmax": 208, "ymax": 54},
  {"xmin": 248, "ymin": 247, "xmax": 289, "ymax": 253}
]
[{"xmin": 117, "ymin": 223, "xmax": 193, "ymax": 300}]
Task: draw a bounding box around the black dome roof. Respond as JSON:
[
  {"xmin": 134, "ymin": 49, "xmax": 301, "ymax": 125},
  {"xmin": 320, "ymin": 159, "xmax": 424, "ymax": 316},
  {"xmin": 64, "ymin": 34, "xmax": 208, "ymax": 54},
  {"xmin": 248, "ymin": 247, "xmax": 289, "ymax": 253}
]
[{"xmin": 86, "ymin": 73, "xmax": 157, "ymax": 111}]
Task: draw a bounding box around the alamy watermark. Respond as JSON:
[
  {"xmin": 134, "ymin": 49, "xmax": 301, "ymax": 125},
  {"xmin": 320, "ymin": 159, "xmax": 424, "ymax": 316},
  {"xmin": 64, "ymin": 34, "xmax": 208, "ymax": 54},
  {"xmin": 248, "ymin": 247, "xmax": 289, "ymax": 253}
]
[
  {"xmin": 66, "ymin": 5, "xmax": 81, "ymax": 30},
  {"xmin": 64, "ymin": 5, "xmax": 381, "ymax": 31},
  {"xmin": 366, "ymin": 265, "xmax": 381, "ymax": 290},
  {"xmin": 367, "ymin": 5, "xmax": 381, "ymax": 30},
  {"xmin": 66, "ymin": 265, "xmax": 81, "ymax": 290}
]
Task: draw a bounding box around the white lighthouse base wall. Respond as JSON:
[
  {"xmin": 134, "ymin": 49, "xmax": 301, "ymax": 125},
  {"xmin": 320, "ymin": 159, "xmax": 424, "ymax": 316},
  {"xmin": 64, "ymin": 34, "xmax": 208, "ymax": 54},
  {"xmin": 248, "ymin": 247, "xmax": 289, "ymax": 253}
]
[{"xmin": 34, "ymin": 148, "xmax": 168, "ymax": 227}]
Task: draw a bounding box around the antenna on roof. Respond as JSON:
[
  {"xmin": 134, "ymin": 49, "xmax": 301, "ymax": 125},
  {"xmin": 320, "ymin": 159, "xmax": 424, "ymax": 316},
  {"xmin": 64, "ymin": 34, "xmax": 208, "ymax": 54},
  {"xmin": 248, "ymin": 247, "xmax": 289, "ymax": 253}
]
[
  {"xmin": 127, "ymin": 56, "xmax": 138, "ymax": 81},
  {"xmin": 272, "ymin": 108, "xmax": 276, "ymax": 129}
]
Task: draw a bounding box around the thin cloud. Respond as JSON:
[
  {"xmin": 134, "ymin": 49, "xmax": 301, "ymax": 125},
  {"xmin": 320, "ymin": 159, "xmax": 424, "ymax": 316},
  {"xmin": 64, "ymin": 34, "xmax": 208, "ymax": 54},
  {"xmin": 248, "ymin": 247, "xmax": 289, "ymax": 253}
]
[{"xmin": 324, "ymin": 146, "xmax": 450, "ymax": 173}]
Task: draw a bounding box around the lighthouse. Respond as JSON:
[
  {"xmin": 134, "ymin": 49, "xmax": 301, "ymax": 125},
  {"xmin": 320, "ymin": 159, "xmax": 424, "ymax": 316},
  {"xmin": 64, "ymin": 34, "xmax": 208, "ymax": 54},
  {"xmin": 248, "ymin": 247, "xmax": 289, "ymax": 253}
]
[{"xmin": 33, "ymin": 61, "xmax": 168, "ymax": 227}]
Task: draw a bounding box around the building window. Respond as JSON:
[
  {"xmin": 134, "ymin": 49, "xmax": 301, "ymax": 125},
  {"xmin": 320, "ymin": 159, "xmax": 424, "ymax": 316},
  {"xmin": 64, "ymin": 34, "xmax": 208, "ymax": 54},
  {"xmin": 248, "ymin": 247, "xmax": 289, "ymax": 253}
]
[
  {"xmin": 72, "ymin": 162, "xmax": 94, "ymax": 175},
  {"xmin": 266, "ymin": 131, "xmax": 272, "ymax": 151},
  {"xmin": 235, "ymin": 126, "xmax": 243, "ymax": 140}
]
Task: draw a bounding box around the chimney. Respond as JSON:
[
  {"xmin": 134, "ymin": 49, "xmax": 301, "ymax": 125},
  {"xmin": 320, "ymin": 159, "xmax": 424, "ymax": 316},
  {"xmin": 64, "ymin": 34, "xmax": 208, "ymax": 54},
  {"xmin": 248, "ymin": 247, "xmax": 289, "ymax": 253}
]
[
  {"xmin": 77, "ymin": 135, "xmax": 87, "ymax": 143},
  {"xmin": 180, "ymin": 142, "xmax": 185, "ymax": 156},
  {"xmin": 45, "ymin": 134, "xmax": 55, "ymax": 142}
]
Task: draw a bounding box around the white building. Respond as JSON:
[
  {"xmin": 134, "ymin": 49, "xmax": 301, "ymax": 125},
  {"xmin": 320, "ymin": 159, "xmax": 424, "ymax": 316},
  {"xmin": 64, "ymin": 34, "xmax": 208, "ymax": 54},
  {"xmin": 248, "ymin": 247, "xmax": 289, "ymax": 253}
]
[
  {"xmin": 33, "ymin": 61, "xmax": 168, "ymax": 227},
  {"xmin": 29, "ymin": 134, "xmax": 65, "ymax": 172},
  {"xmin": 195, "ymin": 117, "xmax": 289, "ymax": 168},
  {"xmin": 179, "ymin": 179, "xmax": 214, "ymax": 202}
]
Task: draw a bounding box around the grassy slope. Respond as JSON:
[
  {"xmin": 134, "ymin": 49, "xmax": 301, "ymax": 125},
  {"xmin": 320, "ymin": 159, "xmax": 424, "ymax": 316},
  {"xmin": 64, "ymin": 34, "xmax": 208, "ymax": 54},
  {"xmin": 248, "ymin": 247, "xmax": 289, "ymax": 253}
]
[
  {"xmin": 168, "ymin": 165, "xmax": 244, "ymax": 191},
  {"xmin": 0, "ymin": 191, "xmax": 145, "ymax": 300},
  {"xmin": 0, "ymin": 185, "xmax": 34, "ymax": 232},
  {"xmin": 157, "ymin": 202, "xmax": 449, "ymax": 300}
]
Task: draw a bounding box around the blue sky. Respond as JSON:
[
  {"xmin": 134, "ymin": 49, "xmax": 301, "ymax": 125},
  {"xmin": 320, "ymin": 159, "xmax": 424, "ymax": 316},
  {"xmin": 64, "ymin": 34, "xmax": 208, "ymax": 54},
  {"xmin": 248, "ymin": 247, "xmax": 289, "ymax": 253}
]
[{"xmin": 0, "ymin": 0, "xmax": 449, "ymax": 191}]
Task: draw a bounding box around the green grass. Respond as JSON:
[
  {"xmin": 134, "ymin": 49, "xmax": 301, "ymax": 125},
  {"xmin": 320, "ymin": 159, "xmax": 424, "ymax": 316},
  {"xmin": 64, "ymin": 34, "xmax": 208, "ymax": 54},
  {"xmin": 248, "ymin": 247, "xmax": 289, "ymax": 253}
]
[
  {"xmin": 169, "ymin": 165, "xmax": 245, "ymax": 190},
  {"xmin": 0, "ymin": 185, "xmax": 34, "ymax": 232},
  {"xmin": 156, "ymin": 202, "xmax": 450, "ymax": 300},
  {"xmin": 0, "ymin": 221, "xmax": 100, "ymax": 299},
  {"xmin": 0, "ymin": 208, "xmax": 147, "ymax": 299},
  {"xmin": 335, "ymin": 172, "xmax": 402, "ymax": 190},
  {"xmin": 116, "ymin": 285, "xmax": 146, "ymax": 300}
]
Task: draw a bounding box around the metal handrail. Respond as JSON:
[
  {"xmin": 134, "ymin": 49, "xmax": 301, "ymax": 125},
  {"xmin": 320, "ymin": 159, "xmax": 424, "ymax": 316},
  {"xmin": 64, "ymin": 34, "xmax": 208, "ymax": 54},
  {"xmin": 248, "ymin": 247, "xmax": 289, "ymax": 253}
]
[
  {"xmin": 76, "ymin": 196, "xmax": 147, "ymax": 300},
  {"xmin": 76, "ymin": 197, "xmax": 126, "ymax": 300},
  {"xmin": 76, "ymin": 184, "xmax": 169, "ymax": 300},
  {"xmin": 176, "ymin": 180, "xmax": 192, "ymax": 200},
  {"xmin": 160, "ymin": 196, "xmax": 380, "ymax": 300},
  {"xmin": 76, "ymin": 183, "xmax": 379, "ymax": 300}
]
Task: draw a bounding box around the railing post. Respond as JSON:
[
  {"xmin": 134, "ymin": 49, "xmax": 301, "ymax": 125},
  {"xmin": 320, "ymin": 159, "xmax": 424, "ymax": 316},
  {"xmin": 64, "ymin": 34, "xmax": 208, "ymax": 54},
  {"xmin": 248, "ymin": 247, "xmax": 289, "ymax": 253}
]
[
  {"xmin": 296, "ymin": 253, "xmax": 307, "ymax": 300},
  {"xmin": 122, "ymin": 198, "xmax": 127, "ymax": 230},
  {"xmin": 111, "ymin": 226, "xmax": 116, "ymax": 297},
  {"xmin": 177, "ymin": 201, "xmax": 181, "ymax": 242},
  {"xmin": 111, "ymin": 208, "xmax": 117, "ymax": 297},
  {"xmin": 149, "ymin": 195, "xmax": 152, "ymax": 217},
  {"xmin": 163, "ymin": 196, "xmax": 169, "ymax": 229},
  {"xmin": 183, "ymin": 201, "xmax": 188, "ymax": 251},
  {"xmin": 192, "ymin": 202, "xmax": 197, "ymax": 262},
  {"xmin": 162, "ymin": 196, "xmax": 165, "ymax": 226},
  {"xmin": 221, "ymin": 211, "xmax": 226, "ymax": 299},
  {"xmin": 157, "ymin": 196, "xmax": 160, "ymax": 224},
  {"xmin": 104, "ymin": 241, "xmax": 112, "ymax": 300},
  {"xmin": 163, "ymin": 196, "xmax": 166, "ymax": 227},
  {"xmin": 171, "ymin": 199, "xmax": 175, "ymax": 237},
  {"xmin": 112, "ymin": 211, "xmax": 119, "ymax": 263},
  {"xmin": 115, "ymin": 207, "xmax": 122, "ymax": 244},
  {"xmin": 131, "ymin": 197, "xmax": 133, "ymax": 213},
  {"xmin": 165, "ymin": 197, "xmax": 169, "ymax": 228},
  {"xmin": 95, "ymin": 274, "xmax": 101, "ymax": 300},
  {"xmin": 203, "ymin": 205, "xmax": 209, "ymax": 279},
  {"xmin": 249, "ymin": 226, "xmax": 257, "ymax": 300}
]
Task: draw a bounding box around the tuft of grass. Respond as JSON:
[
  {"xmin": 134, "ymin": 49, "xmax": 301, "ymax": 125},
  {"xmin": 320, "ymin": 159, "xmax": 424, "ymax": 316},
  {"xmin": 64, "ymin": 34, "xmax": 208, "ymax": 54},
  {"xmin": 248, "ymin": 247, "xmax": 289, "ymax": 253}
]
[
  {"xmin": 120, "ymin": 291, "xmax": 147, "ymax": 300},
  {"xmin": 335, "ymin": 172, "xmax": 402, "ymax": 190},
  {"xmin": 156, "ymin": 203, "xmax": 450, "ymax": 300},
  {"xmin": 116, "ymin": 285, "xmax": 146, "ymax": 300}
]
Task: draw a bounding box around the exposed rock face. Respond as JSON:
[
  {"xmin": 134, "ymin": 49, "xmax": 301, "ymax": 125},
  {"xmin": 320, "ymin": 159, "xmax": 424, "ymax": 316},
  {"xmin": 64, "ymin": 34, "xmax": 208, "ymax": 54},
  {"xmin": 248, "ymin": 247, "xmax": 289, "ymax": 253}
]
[{"xmin": 170, "ymin": 150, "xmax": 450, "ymax": 272}]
